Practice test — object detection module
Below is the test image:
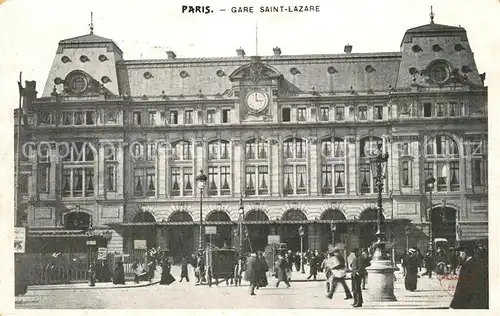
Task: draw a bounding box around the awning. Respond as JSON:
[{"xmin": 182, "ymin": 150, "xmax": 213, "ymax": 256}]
[{"xmin": 27, "ymin": 229, "xmax": 88, "ymax": 238}]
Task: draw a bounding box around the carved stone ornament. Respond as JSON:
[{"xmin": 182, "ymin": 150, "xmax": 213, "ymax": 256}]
[{"xmin": 249, "ymin": 62, "xmax": 263, "ymax": 83}]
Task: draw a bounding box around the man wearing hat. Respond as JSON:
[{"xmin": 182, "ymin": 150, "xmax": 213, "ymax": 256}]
[
  {"xmin": 404, "ymin": 248, "xmax": 419, "ymax": 291},
  {"xmin": 350, "ymin": 248, "xmax": 366, "ymax": 308},
  {"xmin": 450, "ymin": 244, "xmax": 488, "ymax": 309},
  {"xmin": 325, "ymin": 245, "xmax": 353, "ymax": 300}
]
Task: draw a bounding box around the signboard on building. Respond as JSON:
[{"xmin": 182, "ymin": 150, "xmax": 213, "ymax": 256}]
[
  {"xmin": 97, "ymin": 247, "xmax": 108, "ymax": 260},
  {"xmin": 268, "ymin": 235, "xmax": 280, "ymax": 244},
  {"xmin": 205, "ymin": 226, "xmax": 217, "ymax": 235},
  {"xmin": 134, "ymin": 239, "xmax": 147, "ymax": 249},
  {"xmin": 86, "ymin": 240, "xmax": 97, "ymax": 246},
  {"xmin": 14, "ymin": 227, "xmax": 26, "ymax": 253}
]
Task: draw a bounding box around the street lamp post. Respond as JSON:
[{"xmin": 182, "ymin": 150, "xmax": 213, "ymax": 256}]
[
  {"xmin": 196, "ymin": 169, "xmax": 207, "ymax": 252},
  {"xmin": 86, "ymin": 225, "xmax": 96, "ymax": 287},
  {"xmin": 425, "ymin": 175, "xmax": 436, "ymax": 254},
  {"xmin": 330, "ymin": 221, "xmax": 337, "ymax": 246},
  {"xmin": 238, "ymin": 198, "xmax": 244, "ymax": 257},
  {"xmin": 365, "ymin": 151, "xmax": 397, "ymax": 301},
  {"xmin": 298, "ymin": 225, "xmax": 305, "ymax": 274}
]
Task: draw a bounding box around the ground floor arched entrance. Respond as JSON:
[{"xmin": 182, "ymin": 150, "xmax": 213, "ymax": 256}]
[
  {"xmin": 131, "ymin": 211, "xmax": 157, "ymax": 249},
  {"xmin": 359, "ymin": 208, "xmax": 383, "ymax": 249},
  {"xmin": 431, "ymin": 206, "xmax": 457, "ymax": 246},
  {"xmin": 244, "ymin": 210, "xmax": 270, "ymax": 252},
  {"xmin": 168, "ymin": 211, "xmax": 194, "ymax": 258},
  {"xmin": 281, "ymin": 209, "xmax": 308, "ymax": 252},
  {"xmin": 205, "ymin": 211, "xmax": 232, "ymax": 248},
  {"xmin": 320, "ymin": 208, "xmax": 348, "ymax": 250}
]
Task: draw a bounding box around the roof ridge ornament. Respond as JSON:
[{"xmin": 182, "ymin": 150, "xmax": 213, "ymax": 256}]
[
  {"xmin": 430, "ymin": 6, "xmax": 435, "ymax": 24},
  {"xmin": 89, "ymin": 11, "xmax": 94, "ymax": 34}
]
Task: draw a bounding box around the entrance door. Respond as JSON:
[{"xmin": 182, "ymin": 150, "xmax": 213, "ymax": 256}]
[
  {"xmin": 247, "ymin": 225, "xmax": 270, "ymax": 252},
  {"xmin": 169, "ymin": 226, "xmax": 194, "ymax": 258},
  {"xmin": 282, "ymin": 225, "xmax": 307, "ymax": 252},
  {"xmin": 431, "ymin": 206, "xmax": 457, "ymax": 246}
]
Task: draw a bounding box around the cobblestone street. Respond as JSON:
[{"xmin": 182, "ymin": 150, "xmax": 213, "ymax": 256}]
[{"xmin": 16, "ymin": 267, "xmax": 455, "ymax": 309}]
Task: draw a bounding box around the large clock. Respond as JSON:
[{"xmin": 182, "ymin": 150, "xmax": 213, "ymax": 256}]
[{"xmin": 246, "ymin": 92, "xmax": 269, "ymax": 112}]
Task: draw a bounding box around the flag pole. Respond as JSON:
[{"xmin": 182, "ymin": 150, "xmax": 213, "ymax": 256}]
[{"xmin": 15, "ymin": 72, "xmax": 23, "ymax": 227}]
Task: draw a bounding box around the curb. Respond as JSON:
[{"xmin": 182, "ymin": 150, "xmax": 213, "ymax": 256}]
[{"xmin": 28, "ymin": 279, "xmax": 161, "ymax": 291}]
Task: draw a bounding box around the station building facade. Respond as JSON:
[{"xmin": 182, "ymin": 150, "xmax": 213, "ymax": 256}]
[{"xmin": 14, "ymin": 16, "xmax": 488, "ymax": 258}]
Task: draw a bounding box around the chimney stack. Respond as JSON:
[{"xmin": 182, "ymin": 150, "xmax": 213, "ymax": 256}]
[
  {"xmin": 344, "ymin": 44, "xmax": 353, "ymax": 54},
  {"xmin": 166, "ymin": 51, "xmax": 177, "ymax": 59},
  {"xmin": 23, "ymin": 81, "xmax": 37, "ymax": 109},
  {"xmin": 273, "ymin": 47, "xmax": 282, "ymax": 56},
  {"xmin": 236, "ymin": 47, "xmax": 246, "ymax": 57}
]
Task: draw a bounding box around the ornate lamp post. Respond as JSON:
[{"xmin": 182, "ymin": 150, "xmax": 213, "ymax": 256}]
[
  {"xmin": 365, "ymin": 151, "xmax": 397, "ymax": 301},
  {"xmin": 86, "ymin": 225, "xmax": 96, "ymax": 287},
  {"xmin": 196, "ymin": 169, "xmax": 207, "ymax": 252},
  {"xmin": 298, "ymin": 225, "xmax": 305, "ymax": 274},
  {"xmin": 425, "ymin": 175, "xmax": 436, "ymax": 254},
  {"xmin": 330, "ymin": 221, "xmax": 337, "ymax": 246},
  {"xmin": 238, "ymin": 198, "xmax": 244, "ymax": 257}
]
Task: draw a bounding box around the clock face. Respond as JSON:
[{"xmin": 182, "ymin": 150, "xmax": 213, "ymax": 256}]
[{"xmin": 246, "ymin": 92, "xmax": 268, "ymax": 112}]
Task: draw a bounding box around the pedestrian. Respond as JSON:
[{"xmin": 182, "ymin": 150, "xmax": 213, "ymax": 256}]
[
  {"xmin": 113, "ymin": 261, "xmax": 125, "ymax": 285},
  {"xmin": 179, "ymin": 256, "xmax": 189, "ymax": 282},
  {"xmin": 325, "ymin": 246, "xmax": 353, "ymax": 300},
  {"xmin": 245, "ymin": 252, "xmax": 260, "ymax": 295},
  {"xmin": 294, "ymin": 252, "xmax": 301, "ymax": 272},
  {"xmin": 321, "ymin": 253, "xmax": 332, "ymax": 293},
  {"xmin": 416, "ymin": 248, "xmax": 423, "ymax": 272},
  {"xmin": 399, "ymin": 249, "xmax": 409, "ymax": 277},
  {"xmin": 160, "ymin": 258, "xmax": 176, "ymax": 285},
  {"xmin": 361, "ymin": 249, "xmax": 370, "ymax": 290},
  {"xmin": 88, "ymin": 262, "xmax": 96, "ymax": 287},
  {"xmin": 350, "ymin": 248, "xmax": 366, "ymax": 308},
  {"xmin": 275, "ymin": 253, "xmax": 291, "ymax": 288},
  {"xmin": 195, "ymin": 252, "xmax": 205, "ymax": 284},
  {"xmin": 422, "ymin": 251, "xmax": 433, "ymax": 278},
  {"xmin": 450, "ymin": 245, "xmax": 488, "ymax": 309},
  {"xmin": 257, "ymin": 252, "xmax": 269, "ymax": 288},
  {"xmin": 132, "ymin": 259, "xmax": 144, "ymax": 284},
  {"xmin": 448, "ymin": 247, "xmax": 458, "ymax": 275},
  {"xmin": 404, "ymin": 248, "xmax": 419, "ymax": 291},
  {"xmin": 307, "ymin": 251, "xmax": 318, "ymax": 280},
  {"xmin": 234, "ymin": 254, "xmax": 245, "ymax": 286}
]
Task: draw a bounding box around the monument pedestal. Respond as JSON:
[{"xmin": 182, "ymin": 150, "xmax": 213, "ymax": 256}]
[{"xmin": 366, "ymin": 257, "xmax": 398, "ymax": 301}]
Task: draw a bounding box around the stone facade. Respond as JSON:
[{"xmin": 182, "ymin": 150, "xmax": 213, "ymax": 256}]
[{"xmin": 14, "ymin": 17, "xmax": 487, "ymax": 257}]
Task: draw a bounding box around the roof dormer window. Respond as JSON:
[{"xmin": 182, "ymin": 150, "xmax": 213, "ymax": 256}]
[{"xmin": 80, "ymin": 55, "xmax": 90, "ymax": 63}]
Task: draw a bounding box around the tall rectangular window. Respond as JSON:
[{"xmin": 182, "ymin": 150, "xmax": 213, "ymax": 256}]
[
  {"xmin": 145, "ymin": 143, "xmax": 156, "ymax": 161},
  {"xmin": 171, "ymin": 167, "xmax": 181, "ymax": 196},
  {"xmin": 62, "ymin": 169, "xmax": 71, "ymax": 197},
  {"xmin": 134, "ymin": 169, "xmax": 144, "ymax": 196},
  {"xmin": 133, "ymin": 111, "xmax": 142, "ymax": 125},
  {"xmin": 335, "ymin": 106, "xmax": 345, "ymax": 121},
  {"xmin": 38, "ymin": 165, "xmax": 50, "ymax": 193},
  {"xmin": 245, "ymin": 142, "xmax": 256, "ymax": 159},
  {"xmin": 282, "ymin": 108, "xmax": 291, "ymax": 122},
  {"xmin": 449, "ymin": 103, "xmax": 457, "ymax": 117},
  {"xmin": 73, "ymin": 168, "xmax": 83, "ymax": 197},
  {"xmin": 184, "ymin": 110, "xmax": 194, "ymax": 124},
  {"xmin": 220, "ymin": 166, "xmax": 231, "ymax": 195},
  {"xmin": 334, "ymin": 164, "xmax": 345, "ymax": 193},
  {"xmin": 360, "ymin": 164, "xmax": 370, "ymax": 193},
  {"xmin": 401, "ymin": 160, "xmax": 410, "ymax": 187},
  {"xmin": 85, "ymin": 111, "xmax": 95, "ymax": 125},
  {"xmin": 207, "ymin": 109, "xmax": 216, "ymax": 124},
  {"xmin": 19, "ymin": 174, "xmax": 29, "ymax": 195},
  {"xmin": 472, "ymin": 159, "xmax": 485, "ymax": 186},
  {"xmin": 148, "ymin": 111, "xmax": 157, "ymax": 125},
  {"xmin": 321, "ymin": 164, "xmax": 332, "ymax": 194},
  {"xmin": 146, "ymin": 168, "xmax": 156, "ymax": 196},
  {"xmin": 258, "ymin": 166, "xmax": 269, "ymax": 195},
  {"xmin": 297, "ymin": 108, "xmax": 307, "ymax": 121},
  {"xmin": 74, "ymin": 112, "xmax": 84, "ymax": 125},
  {"xmin": 245, "ymin": 166, "xmax": 256, "ymax": 195},
  {"xmin": 183, "ymin": 167, "xmax": 193, "ymax": 196},
  {"xmin": 208, "ymin": 166, "xmax": 218, "ymax": 196},
  {"xmin": 296, "ymin": 165, "xmax": 307, "ymax": 194},
  {"xmin": 450, "ymin": 162, "xmax": 460, "ymax": 191},
  {"xmin": 320, "ymin": 107, "xmax": 329, "ymax": 121},
  {"xmin": 62, "ymin": 112, "xmax": 72, "ymax": 125},
  {"xmin": 436, "ymin": 103, "xmax": 445, "ymax": 117},
  {"xmin": 85, "ymin": 168, "xmax": 94, "ymax": 196},
  {"xmin": 374, "ymin": 105, "xmax": 383, "ymax": 120},
  {"xmin": 222, "ymin": 109, "xmax": 230, "ymax": 123},
  {"xmin": 437, "ymin": 162, "xmax": 447, "ymax": 192},
  {"xmin": 106, "ymin": 165, "xmax": 116, "ymax": 192},
  {"xmin": 423, "ymin": 103, "xmax": 432, "ymax": 118},
  {"xmin": 169, "ymin": 111, "xmax": 178, "ymax": 125},
  {"xmin": 295, "ymin": 139, "xmax": 306, "ymax": 158},
  {"xmin": 358, "ymin": 106, "xmax": 367, "ymax": 120},
  {"xmin": 283, "ymin": 165, "xmax": 294, "ymax": 195}
]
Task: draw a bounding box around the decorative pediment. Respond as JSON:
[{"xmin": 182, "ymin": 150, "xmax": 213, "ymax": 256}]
[{"xmin": 229, "ymin": 57, "xmax": 282, "ymax": 83}]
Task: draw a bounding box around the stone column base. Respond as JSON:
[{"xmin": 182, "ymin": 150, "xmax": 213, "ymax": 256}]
[{"xmin": 366, "ymin": 258, "xmax": 398, "ymax": 302}]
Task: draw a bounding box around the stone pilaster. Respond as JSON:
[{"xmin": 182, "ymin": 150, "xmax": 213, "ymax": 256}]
[
  {"xmin": 98, "ymin": 143, "xmax": 105, "ymax": 196},
  {"xmin": 116, "ymin": 143, "xmax": 124, "ymax": 197},
  {"xmin": 233, "ymin": 139, "xmax": 242, "ymax": 196},
  {"xmin": 309, "ymin": 138, "xmax": 318, "ymax": 195},
  {"xmin": 271, "ymin": 137, "xmax": 281, "ymax": 196},
  {"xmin": 347, "ymin": 137, "xmax": 357, "ymax": 195},
  {"xmin": 158, "ymin": 142, "xmax": 167, "ymax": 198}
]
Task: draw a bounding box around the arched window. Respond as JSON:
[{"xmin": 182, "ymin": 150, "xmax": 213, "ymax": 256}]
[
  {"xmin": 283, "ymin": 138, "xmax": 308, "ymax": 195},
  {"xmin": 320, "ymin": 137, "xmax": 346, "ymax": 195},
  {"xmin": 359, "ymin": 136, "xmax": 386, "ymax": 194},
  {"xmin": 169, "ymin": 211, "xmax": 193, "ymax": 222},
  {"xmin": 208, "ymin": 140, "xmax": 230, "ymax": 160},
  {"xmin": 170, "ymin": 141, "xmax": 193, "ymax": 197},
  {"xmin": 359, "ymin": 208, "xmax": 383, "ymax": 221},
  {"xmin": 65, "ymin": 211, "xmax": 91, "ymax": 230},
  {"xmin": 425, "ymin": 135, "xmax": 461, "ymax": 192},
  {"xmin": 173, "ymin": 141, "xmax": 192, "ymax": 160},
  {"xmin": 206, "ymin": 211, "xmax": 231, "ymax": 222},
  {"xmin": 133, "ymin": 211, "xmax": 156, "ymax": 223},
  {"xmin": 208, "ymin": 140, "xmax": 231, "ymax": 196},
  {"xmin": 245, "ymin": 138, "xmax": 270, "ymax": 196},
  {"xmin": 244, "ymin": 210, "xmax": 269, "ymax": 222},
  {"xmin": 282, "ymin": 209, "xmax": 307, "ymax": 221}
]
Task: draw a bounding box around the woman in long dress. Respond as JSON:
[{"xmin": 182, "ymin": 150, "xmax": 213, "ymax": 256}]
[
  {"xmin": 113, "ymin": 261, "xmax": 125, "ymax": 285},
  {"xmin": 405, "ymin": 249, "xmax": 419, "ymax": 291},
  {"xmin": 159, "ymin": 259, "xmax": 176, "ymax": 285}
]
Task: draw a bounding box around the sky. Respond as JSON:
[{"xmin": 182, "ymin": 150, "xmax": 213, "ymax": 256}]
[{"xmin": 0, "ymin": 0, "xmax": 499, "ymax": 208}]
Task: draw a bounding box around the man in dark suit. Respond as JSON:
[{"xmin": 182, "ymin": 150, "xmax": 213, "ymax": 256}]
[
  {"xmin": 350, "ymin": 248, "xmax": 366, "ymax": 308},
  {"xmin": 246, "ymin": 252, "xmax": 260, "ymax": 295},
  {"xmin": 450, "ymin": 244, "xmax": 488, "ymax": 309}
]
